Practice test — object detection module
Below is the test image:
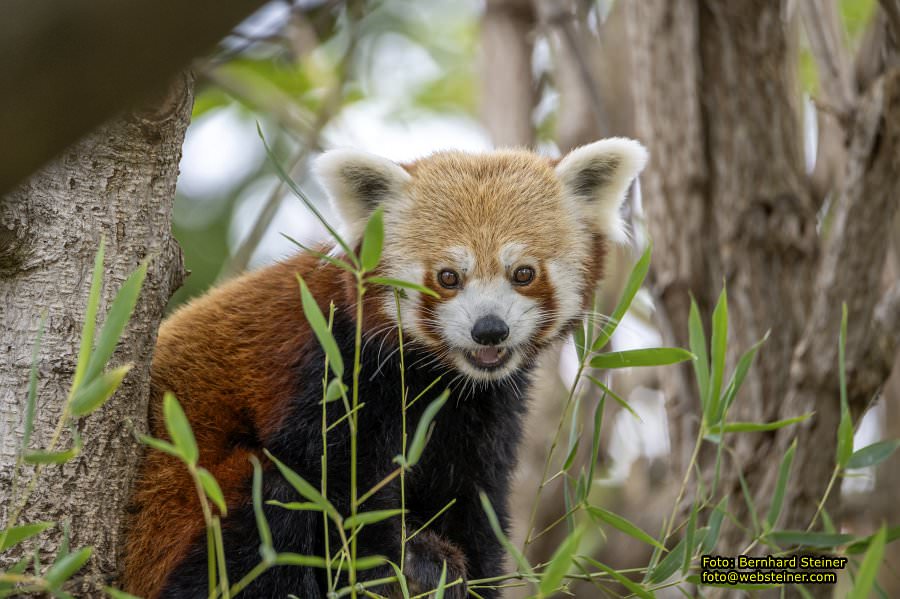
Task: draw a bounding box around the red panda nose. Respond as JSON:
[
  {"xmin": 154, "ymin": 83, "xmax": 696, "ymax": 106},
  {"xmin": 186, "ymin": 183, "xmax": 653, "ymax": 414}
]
[{"xmin": 471, "ymin": 315, "xmax": 509, "ymax": 346}]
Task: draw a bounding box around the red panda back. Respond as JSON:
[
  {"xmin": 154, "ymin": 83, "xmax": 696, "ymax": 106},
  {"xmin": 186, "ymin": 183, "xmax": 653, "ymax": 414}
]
[{"xmin": 123, "ymin": 252, "xmax": 353, "ymax": 598}]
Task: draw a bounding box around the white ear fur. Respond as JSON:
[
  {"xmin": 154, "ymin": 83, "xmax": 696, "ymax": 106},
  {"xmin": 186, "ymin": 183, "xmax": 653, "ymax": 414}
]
[
  {"xmin": 314, "ymin": 149, "xmax": 411, "ymax": 244},
  {"xmin": 555, "ymin": 137, "xmax": 648, "ymax": 243}
]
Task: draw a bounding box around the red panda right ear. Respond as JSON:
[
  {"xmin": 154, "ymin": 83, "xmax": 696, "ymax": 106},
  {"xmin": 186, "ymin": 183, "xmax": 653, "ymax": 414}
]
[{"xmin": 314, "ymin": 149, "xmax": 411, "ymax": 245}]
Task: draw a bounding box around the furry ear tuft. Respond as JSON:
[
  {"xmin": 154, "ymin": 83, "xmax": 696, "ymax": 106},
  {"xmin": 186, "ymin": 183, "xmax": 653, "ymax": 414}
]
[
  {"xmin": 555, "ymin": 137, "xmax": 648, "ymax": 242},
  {"xmin": 314, "ymin": 149, "xmax": 411, "ymax": 243}
]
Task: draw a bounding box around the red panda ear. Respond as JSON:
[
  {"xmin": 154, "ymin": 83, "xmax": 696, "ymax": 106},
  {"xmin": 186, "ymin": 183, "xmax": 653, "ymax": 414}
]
[
  {"xmin": 555, "ymin": 138, "xmax": 648, "ymax": 243},
  {"xmin": 314, "ymin": 149, "xmax": 411, "ymax": 244}
]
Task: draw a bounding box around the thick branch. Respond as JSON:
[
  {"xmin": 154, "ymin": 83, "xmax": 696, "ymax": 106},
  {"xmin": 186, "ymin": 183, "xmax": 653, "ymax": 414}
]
[{"xmin": 0, "ymin": 0, "xmax": 266, "ymax": 195}]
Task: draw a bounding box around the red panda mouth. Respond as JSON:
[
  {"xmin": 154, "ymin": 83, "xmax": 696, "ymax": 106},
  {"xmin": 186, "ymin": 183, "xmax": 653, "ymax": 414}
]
[{"xmin": 465, "ymin": 347, "xmax": 513, "ymax": 371}]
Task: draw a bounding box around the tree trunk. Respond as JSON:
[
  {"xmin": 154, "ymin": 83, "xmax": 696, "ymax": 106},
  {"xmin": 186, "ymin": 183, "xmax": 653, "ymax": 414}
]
[{"xmin": 0, "ymin": 72, "xmax": 193, "ymax": 591}]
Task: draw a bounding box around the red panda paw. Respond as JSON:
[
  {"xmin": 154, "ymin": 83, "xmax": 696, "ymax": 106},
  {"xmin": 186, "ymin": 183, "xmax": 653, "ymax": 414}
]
[{"xmin": 402, "ymin": 530, "xmax": 468, "ymax": 599}]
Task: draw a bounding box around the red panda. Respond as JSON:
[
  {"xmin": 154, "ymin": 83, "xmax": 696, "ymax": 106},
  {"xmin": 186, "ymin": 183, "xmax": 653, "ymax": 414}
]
[{"xmin": 123, "ymin": 139, "xmax": 647, "ymax": 598}]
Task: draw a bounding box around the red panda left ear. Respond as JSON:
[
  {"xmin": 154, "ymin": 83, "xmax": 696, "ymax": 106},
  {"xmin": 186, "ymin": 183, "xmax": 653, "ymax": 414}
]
[
  {"xmin": 555, "ymin": 137, "xmax": 648, "ymax": 243},
  {"xmin": 314, "ymin": 149, "xmax": 411, "ymax": 244}
]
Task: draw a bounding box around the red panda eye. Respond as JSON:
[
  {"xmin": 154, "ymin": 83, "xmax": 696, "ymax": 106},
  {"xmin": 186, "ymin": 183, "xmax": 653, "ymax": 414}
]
[
  {"xmin": 513, "ymin": 266, "xmax": 535, "ymax": 285},
  {"xmin": 438, "ymin": 269, "xmax": 460, "ymax": 289}
]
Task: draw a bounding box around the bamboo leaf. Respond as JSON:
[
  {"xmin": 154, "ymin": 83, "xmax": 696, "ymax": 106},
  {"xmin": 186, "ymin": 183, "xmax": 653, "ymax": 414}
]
[
  {"xmin": 280, "ymin": 233, "xmax": 356, "ymax": 274},
  {"xmin": 845, "ymin": 526, "xmax": 900, "ymax": 554},
  {"xmin": 717, "ymin": 330, "xmax": 769, "ymax": 421},
  {"xmin": 683, "ymin": 502, "xmax": 698, "ymax": 574},
  {"xmin": 579, "ymin": 556, "xmax": 653, "ymax": 599},
  {"xmin": 403, "ymin": 390, "xmax": 450, "ymax": 468},
  {"xmin": 849, "ymin": 525, "xmax": 886, "ymax": 599},
  {"xmin": 837, "ymin": 303, "xmax": 853, "ymax": 468},
  {"xmin": 366, "ymin": 276, "xmax": 440, "ymax": 298},
  {"xmin": 298, "ymin": 276, "xmax": 345, "ymax": 378},
  {"xmin": 45, "ymin": 546, "xmax": 92, "ymax": 588},
  {"xmin": 198, "ymin": 468, "xmax": 227, "ymax": 516},
  {"xmin": 587, "ymin": 395, "xmax": 606, "ymax": 485},
  {"xmin": 539, "ymin": 527, "xmax": 582, "ymax": 595},
  {"xmin": 24, "ymin": 447, "xmax": 79, "ymax": 464},
  {"xmin": 387, "ymin": 561, "xmax": 411, "ymax": 599},
  {"xmin": 323, "ymin": 378, "xmax": 347, "ymax": 403},
  {"xmin": 586, "ymin": 506, "xmax": 666, "ymax": 551},
  {"xmin": 257, "ymin": 123, "xmax": 357, "ymax": 264},
  {"xmin": 163, "ymin": 392, "xmax": 198, "ymax": 465},
  {"xmin": 104, "ymin": 588, "xmax": 142, "ymax": 599},
  {"xmin": 140, "ymin": 435, "xmax": 181, "ymax": 459},
  {"xmin": 0, "ymin": 522, "xmax": 54, "ymax": 551},
  {"xmin": 591, "ymin": 241, "xmax": 652, "ymax": 352},
  {"xmin": 250, "ymin": 456, "xmax": 274, "ymax": 561},
  {"xmin": 83, "ymin": 261, "xmax": 148, "ymax": 385},
  {"xmin": 274, "ymin": 554, "xmax": 328, "ymax": 568},
  {"xmin": 434, "ymin": 560, "xmax": 448, "ymax": 599},
  {"xmin": 688, "ymin": 297, "xmax": 710, "ymax": 412},
  {"xmin": 360, "ymin": 208, "xmax": 384, "ymax": 272},
  {"xmin": 585, "ymin": 376, "xmax": 639, "ymax": 421},
  {"xmin": 713, "ymin": 414, "xmax": 812, "ymax": 434},
  {"xmin": 589, "ymin": 347, "xmax": 694, "ymax": 370},
  {"xmin": 766, "ymin": 439, "xmax": 796, "ymax": 529},
  {"xmin": 264, "ymin": 449, "xmax": 341, "ymax": 524},
  {"xmin": 479, "ymin": 491, "xmax": 536, "ymax": 580},
  {"xmin": 342, "ymin": 509, "xmax": 406, "ymax": 530},
  {"xmin": 706, "ymin": 287, "xmax": 728, "ymax": 423},
  {"xmin": 69, "ymin": 364, "xmax": 132, "ymax": 417},
  {"xmin": 266, "ymin": 501, "xmax": 323, "ymax": 512},
  {"xmin": 700, "ymin": 497, "xmax": 728, "ymax": 554},
  {"xmin": 847, "ymin": 440, "xmax": 900, "ymax": 469},
  {"xmin": 72, "ymin": 239, "xmax": 105, "ymax": 391}
]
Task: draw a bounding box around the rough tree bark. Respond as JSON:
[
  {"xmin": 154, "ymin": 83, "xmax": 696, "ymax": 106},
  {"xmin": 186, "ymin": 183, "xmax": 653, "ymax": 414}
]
[
  {"xmin": 0, "ymin": 73, "xmax": 193, "ymax": 591},
  {"xmin": 625, "ymin": 2, "xmax": 900, "ymax": 592}
]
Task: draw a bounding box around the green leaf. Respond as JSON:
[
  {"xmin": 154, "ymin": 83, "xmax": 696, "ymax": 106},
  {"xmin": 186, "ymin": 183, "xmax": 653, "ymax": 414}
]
[
  {"xmin": 717, "ymin": 330, "xmax": 769, "ymax": 422},
  {"xmin": 683, "ymin": 502, "xmax": 698, "ymax": 574},
  {"xmin": 562, "ymin": 438, "xmax": 580, "ymax": 471},
  {"xmin": 83, "ymin": 261, "xmax": 148, "ymax": 386},
  {"xmin": 591, "ymin": 241, "xmax": 652, "ymax": 352},
  {"xmin": 0, "ymin": 522, "xmax": 54, "ymax": 551},
  {"xmin": 850, "ymin": 525, "xmax": 886, "ymax": 599},
  {"xmin": 585, "ymin": 376, "xmax": 640, "ymax": 421},
  {"xmin": 257, "ymin": 123, "xmax": 357, "ymax": 265},
  {"xmin": 590, "ymin": 347, "xmax": 695, "ymax": 369},
  {"xmin": 434, "ymin": 560, "xmax": 448, "ymax": 599},
  {"xmin": 45, "ymin": 546, "xmax": 92, "ymax": 588},
  {"xmin": 280, "ymin": 233, "xmax": 356, "ymax": 274},
  {"xmin": 250, "ymin": 456, "xmax": 273, "ymax": 560},
  {"xmin": 24, "ymin": 447, "xmax": 79, "ymax": 464},
  {"xmin": 366, "ymin": 276, "xmax": 440, "ymax": 298},
  {"xmin": 766, "ymin": 439, "xmax": 796, "ymax": 530},
  {"xmin": 342, "ymin": 509, "xmax": 406, "ymax": 530},
  {"xmin": 72, "ymin": 239, "xmax": 105, "ymax": 391},
  {"xmin": 766, "ymin": 530, "xmax": 855, "ymax": 548},
  {"xmin": 688, "ymin": 297, "xmax": 710, "ymax": 412},
  {"xmin": 266, "ymin": 500, "xmax": 323, "ymax": 512},
  {"xmin": 847, "ymin": 439, "xmax": 900, "ymax": 469},
  {"xmin": 197, "ymin": 468, "xmax": 227, "ymax": 516},
  {"xmin": 323, "ymin": 378, "xmax": 347, "ymax": 403},
  {"xmin": 700, "ymin": 497, "xmax": 728, "ymax": 554},
  {"xmin": 539, "ymin": 527, "xmax": 582, "ymax": 595},
  {"xmin": 587, "ymin": 395, "xmax": 606, "ymax": 485},
  {"xmin": 737, "ymin": 466, "xmax": 761, "ymax": 536},
  {"xmin": 706, "ymin": 287, "xmax": 728, "ymax": 423},
  {"xmin": 298, "ymin": 276, "xmax": 344, "ymax": 378},
  {"xmin": 713, "ymin": 413, "xmax": 812, "ymax": 434},
  {"xmin": 846, "ymin": 526, "xmax": 900, "ymax": 554},
  {"xmin": 104, "ymin": 588, "xmax": 142, "ymax": 599},
  {"xmin": 163, "ymin": 392, "xmax": 198, "ymax": 465},
  {"xmin": 23, "ymin": 314, "xmax": 47, "ymax": 450},
  {"xmin": 579, "ymin": 556, "xmax": 653, "ymax": 599},
  {"xmin": 341, "ymin": 556, "xmax": 386, "ymax": 571},
  {"xmin": 573, "ymin": 323, "xmax": 587, "ymax": 362},
  {"xmin": 387, "ymin": 561, "xmax": 411, "ymax": 599},
  {"xmin": 360, "ymin": 208, "xmax": 384, "ymax": 272},
  {"xmin": 586, "ymin": 506, "xmax": 666, "ymax": 551},
  {"xmin": 837, "ymin": 303, "xmax": 853, "ymax": 468},
  {"xmin": 647, "ymin": 534, "xmax": 690, "ymax": 584},
  {"xmin": 69, "ymin": 364, "xmax": 132, "ymax": 417},
  {"xmin": 140, "ymin": 435, "xmax": 181, "ymax": 459},
  {"xmin": 264, "ymin": 449, "xmax": 341, "ymax": 524},
  {"xmin": 479, "ymin": 491, "xmax": 536, "ymax": 580},
  {"xmin": 404, "ymin": 390, "xmax": 450, "ymax": 468}
]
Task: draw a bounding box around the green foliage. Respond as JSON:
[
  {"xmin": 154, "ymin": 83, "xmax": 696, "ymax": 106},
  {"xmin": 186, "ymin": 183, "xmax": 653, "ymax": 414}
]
[{"xmin": 2, "ymin": 240, "xmax": 146, "ymax": 596}]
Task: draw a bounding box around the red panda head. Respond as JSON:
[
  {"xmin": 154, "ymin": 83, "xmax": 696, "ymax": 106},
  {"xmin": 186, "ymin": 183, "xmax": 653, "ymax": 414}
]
[{"xmin": 315, "ymin": 140, "xmax": 647, "ymax": 381}]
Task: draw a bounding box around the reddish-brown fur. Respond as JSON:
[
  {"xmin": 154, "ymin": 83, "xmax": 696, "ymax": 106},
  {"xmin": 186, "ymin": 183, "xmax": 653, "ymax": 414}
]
[{"xmin": 123, "ymin": 252, "xmax": 381, "ymax": 598}]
